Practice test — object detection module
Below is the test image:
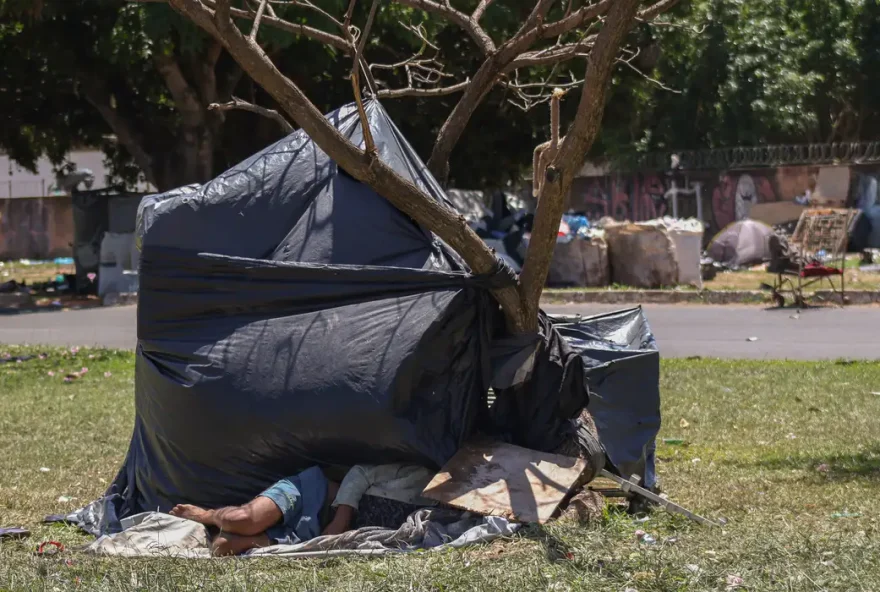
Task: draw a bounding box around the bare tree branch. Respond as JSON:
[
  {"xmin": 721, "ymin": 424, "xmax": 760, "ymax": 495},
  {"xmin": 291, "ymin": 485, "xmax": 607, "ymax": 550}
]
[
  {"xmin": 507, "ymin": 34, "xmax": 597, "ymax": 70},
  {"xmin": 377, "ymin": 79, "xmax": 469, "ymax": 98},
  {"xmin": 516, "ymin": 0, "xmax": 555, "ymax": 38},
  {"xmin": 538, "ymin": 0, "xmax": 611, "ymax": 39},
  {"xmin": 394, "ymin": 0, "xmax": 496, "ymax": 54},
  {"xmin": 369, "ymin": 22, "xmax": 458, "ymax": 98},
  {"xmin": 357, "ymin": 0, "xmax": 380, "ymax": 57},
  {"xmin": 616, "ymin": 55, "xmax": 681, "ymax": 93},
  {"xmin": 196, "ymin": 0, "xmax": 352, "ymax": 51},
  {"xmin": 503, "ymin": 70, "xmax": 582, "ymax": 111},
  {"xmin": 344, "ymin": 0, "xmax": 358, "ymax": 29},
  {"xmin": 471, "ymin": 0, "xmax": 494, "ymax": 22},
  {"xmin": 208, "ymin": 96, "xmax": 294, "ymax": 133},
  {"xmin": 249, "ymin": 0, "xmax": 269, "ymax": 40},
  {"xmin": 268, "ymin": 0, "xmax": 344, "ymax": 30},
  {"xmin": 638, "ymin": 0, "xmax": 683, "ymax": 20},
  {"xmin": 349, "ymin": 0, "xmax": 381, "ymax": 155}
]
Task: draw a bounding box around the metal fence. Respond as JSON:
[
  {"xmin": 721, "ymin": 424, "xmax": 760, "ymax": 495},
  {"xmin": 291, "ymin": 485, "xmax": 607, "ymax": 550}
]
[{"xmin": 629, "ymin": 142, "xmax": 880, "ymax": 172}]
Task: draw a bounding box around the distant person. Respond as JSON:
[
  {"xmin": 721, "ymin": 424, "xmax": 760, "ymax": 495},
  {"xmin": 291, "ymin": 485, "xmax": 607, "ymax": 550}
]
[{"xmin": 170, "ymin": 464, "xmax": 418, "ymax": 556}]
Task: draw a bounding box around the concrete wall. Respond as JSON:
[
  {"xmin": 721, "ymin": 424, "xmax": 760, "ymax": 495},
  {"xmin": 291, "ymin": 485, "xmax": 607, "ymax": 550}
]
[
  {"xmin": 568, "ymin": 164, "xmax": 880, "ymax": 235},
  {"xmin": 0, "ymin": 196, "xmax": 74, "ymax": 260}
]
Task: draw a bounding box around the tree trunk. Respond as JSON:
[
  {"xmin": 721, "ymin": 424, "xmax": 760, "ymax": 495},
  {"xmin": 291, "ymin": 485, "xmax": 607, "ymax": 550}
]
[{"xmin": 518, "ymin": 0, "xmax": 643, "ymax": 327}]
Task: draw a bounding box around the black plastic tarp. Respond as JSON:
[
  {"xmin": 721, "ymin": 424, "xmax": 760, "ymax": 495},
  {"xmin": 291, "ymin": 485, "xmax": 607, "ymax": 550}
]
[
  {"xmin": 552, "ymin": 307, "xmax": 661, "ymax": 488},
  {"xmin": 114, "ymin": 101, "xmax": 510, "ymax": 515},
  {"xmin": 85, "ymin": 101, "xmax": 661, "ymax": 531}
]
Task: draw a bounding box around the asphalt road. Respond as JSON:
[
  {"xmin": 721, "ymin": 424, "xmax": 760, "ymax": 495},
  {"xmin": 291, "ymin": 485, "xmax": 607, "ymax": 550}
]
[{"xmin": 0, "ymin": 303, "xmax": 877, "ymax": 360}]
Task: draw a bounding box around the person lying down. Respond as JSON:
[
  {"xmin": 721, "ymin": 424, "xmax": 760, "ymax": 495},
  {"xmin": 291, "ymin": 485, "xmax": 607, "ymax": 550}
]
[{"xmin": 169, "ymin": 464, "xmax": 421, "ymax": 556}]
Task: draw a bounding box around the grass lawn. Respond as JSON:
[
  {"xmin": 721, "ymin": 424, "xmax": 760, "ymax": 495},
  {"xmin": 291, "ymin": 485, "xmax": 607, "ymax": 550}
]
[{"xmin": 1, "ymin": 347, "xmax": 879, "ymax": 591}]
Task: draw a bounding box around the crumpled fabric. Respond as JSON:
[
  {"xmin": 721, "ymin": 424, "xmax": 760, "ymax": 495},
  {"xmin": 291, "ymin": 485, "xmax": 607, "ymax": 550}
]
[{"xmin": 83, "ymin": 508, "xmax": 519, "ymax": 559}]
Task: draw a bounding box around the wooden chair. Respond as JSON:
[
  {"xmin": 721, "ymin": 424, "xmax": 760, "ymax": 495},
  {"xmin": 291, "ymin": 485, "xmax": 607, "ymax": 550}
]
[{"xmin": 768, "ymin": 208, "xmax": 860, "ymax": 307}]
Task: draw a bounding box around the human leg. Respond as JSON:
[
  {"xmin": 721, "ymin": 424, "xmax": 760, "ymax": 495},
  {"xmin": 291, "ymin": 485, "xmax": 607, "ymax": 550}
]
[
  {"xmin": 170, "ymin": 496, "xmax": 282, "ymax": 536},
  {"xmin": 210, "ymin": 532, "xmax": 271, "ymax": 556}
]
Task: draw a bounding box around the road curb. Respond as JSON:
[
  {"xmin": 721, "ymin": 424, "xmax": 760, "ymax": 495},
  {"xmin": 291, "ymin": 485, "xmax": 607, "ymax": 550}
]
[{"xmin": 540, "ymin": 289, "xmax": 880, "ymax": 305}]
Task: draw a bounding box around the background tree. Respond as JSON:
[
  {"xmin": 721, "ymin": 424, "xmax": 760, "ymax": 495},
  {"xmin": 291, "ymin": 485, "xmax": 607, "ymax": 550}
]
[
  {"xmin": 592, "ymin": 0, "xmax": 880, "ymax": 163},
  {"xmin": 1, "ymin": 0, "xmax": 637, "ymax": 190}
]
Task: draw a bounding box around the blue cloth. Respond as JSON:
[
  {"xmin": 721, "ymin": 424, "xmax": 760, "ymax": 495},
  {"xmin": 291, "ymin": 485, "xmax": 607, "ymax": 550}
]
[{"xmin": 258, "ymin": 466, "xmax": 328, "ymax": 545}]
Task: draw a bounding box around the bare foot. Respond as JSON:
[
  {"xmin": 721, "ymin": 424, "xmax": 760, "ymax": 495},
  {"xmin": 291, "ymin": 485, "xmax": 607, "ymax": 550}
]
[{"xmin": 170, "ymin": 504, "xmax": 214, "ymax": 525}]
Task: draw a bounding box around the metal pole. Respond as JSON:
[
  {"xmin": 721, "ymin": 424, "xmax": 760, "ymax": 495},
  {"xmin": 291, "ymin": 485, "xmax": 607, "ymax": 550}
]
[
  {"xmin": 670, "ymin": 180, "xmax": 679, "ymax": 218},
  {"xmin": 695, "ymin": 183, "xmax": 703, "ymax": 222}
]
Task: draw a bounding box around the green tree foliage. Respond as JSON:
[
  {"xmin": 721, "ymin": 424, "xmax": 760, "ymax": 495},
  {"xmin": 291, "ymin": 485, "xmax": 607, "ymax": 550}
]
[
  {"xmin": 0, "ymin": 0, "xmax": 555, "ymax": 190},
  {"xmin": 595, "ymin": 0, "xmax": 880, "ymax": 162}
]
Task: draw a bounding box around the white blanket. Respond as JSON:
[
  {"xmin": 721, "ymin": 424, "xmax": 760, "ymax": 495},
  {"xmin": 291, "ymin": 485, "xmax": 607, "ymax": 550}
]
[{"xmin": 86, "ymin": 508, "xmax": 519, "ymax": 559}]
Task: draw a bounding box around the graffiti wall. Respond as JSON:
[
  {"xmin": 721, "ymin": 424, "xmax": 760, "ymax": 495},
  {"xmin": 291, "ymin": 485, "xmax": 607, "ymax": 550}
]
[
  {"xmin": 0, "ymin": 197, "xmax": 74, "ymax": 260},
  {"xmin": 568, "ymin": 164, "xmax": 879, "ymax": 236}
]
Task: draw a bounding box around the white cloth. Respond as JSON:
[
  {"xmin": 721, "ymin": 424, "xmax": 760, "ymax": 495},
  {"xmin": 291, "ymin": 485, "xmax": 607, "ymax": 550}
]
[
  {"xmin": 333, "ymin": 464, "xmax": 435, "ymax": 510},
  {"xmin": 84, "ymin": 509, "xmax": 519, "ymax": 559},
  {"xmin": 87, "ymin": 512, "xmax": 211, "ymax": 558}
]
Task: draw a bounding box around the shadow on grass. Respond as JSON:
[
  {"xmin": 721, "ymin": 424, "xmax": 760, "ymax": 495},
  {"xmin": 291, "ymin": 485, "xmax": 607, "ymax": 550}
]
[
  {"xmin": 732, "ymin": 446, "xmax": 880, "ymax": 481},
  {"xmin": 518, "ymin": 524, "xmax": 575, "ymax": 563}
]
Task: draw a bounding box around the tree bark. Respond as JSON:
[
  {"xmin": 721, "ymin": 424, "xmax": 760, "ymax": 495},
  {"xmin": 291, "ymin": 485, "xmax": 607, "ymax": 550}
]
[
  {"xmin": 154, "ymin": 53, "xmax": 216, "ymax": 184},
  {"xmin": 76, "ymin": 71, "xmax": 158, "ymax": 188},
  {"xmin": 518, "ymin": 0, "xmax": 643, "ymax": 327}
]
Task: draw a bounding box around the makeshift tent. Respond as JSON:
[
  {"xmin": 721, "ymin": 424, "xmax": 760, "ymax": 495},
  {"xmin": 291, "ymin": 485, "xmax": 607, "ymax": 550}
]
[
  {"xmin": 72, "ymin": 101, "xmax": 663, "ymax": 534},
  {"xmin": 552, "ymin": 308, "xmax": 660, "ymax": 487},
  {"xmin": 707, "ymin": 219, "xmax": 775, "ymax": 268}
]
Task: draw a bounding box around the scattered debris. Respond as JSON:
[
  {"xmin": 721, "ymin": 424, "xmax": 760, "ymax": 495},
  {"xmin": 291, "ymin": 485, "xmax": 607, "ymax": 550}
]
[
  {"xmin": 663, "ymin": 438, "xmax": 685, "ymax": 445},
  {"xmin": 691, "ymin": 458, "xmax": 702, "ymax": 464},
  {"xmin": 57, "ymin": 496, "xmax": 75, "ymax": 503},
  {"xmin": 817, "ymin": 463, "xmax": 830, "ymax": 473},
  {"xmin": 104, "ymin": 371, "xmax": 112, "ymax": 378},
  {"xmin": 726, "ymin": 574, "xmax": 744, "ymax": 590},
  {"xmin": 35, "ymin": 541, "xmax": 65, "ymax": 556},
  {"xmin": 599, "ymin": 470, "xmax": 719, "ymax": 527},
  {"xmin": 634, "ymin": 530, "xmax": 656, "ymax": 545},
  {"xmin": 679, "ymin": 418, "xmax": 690, "ymax": 429},
  {"xmin": 39, "ymin": 467, "xmax": 51, "ymax": 473},
  {"xmin": 786, "ymin": 433, "xmax": 798, "ymax": 440},
  {"xmin": 0, "ymin": 527, "xmax": 30, "ymax": 540},
  {"xmin": 871, "ymin": 392, "xmax": 880, "ymax": 396},
  {"xmin": 831, "ymin": 511, "xmax": 861, "ymax": 519},
  {"xmin": 746, "ymin": 337, "xmax": 759, "ymax": 342},
  {"xmin": 0, "ymin": 355, "xmax": 34, "ymax": 365},
  {"xmin": 684, "ymin": 564, "xmax": 701, "ymax": 575}
]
